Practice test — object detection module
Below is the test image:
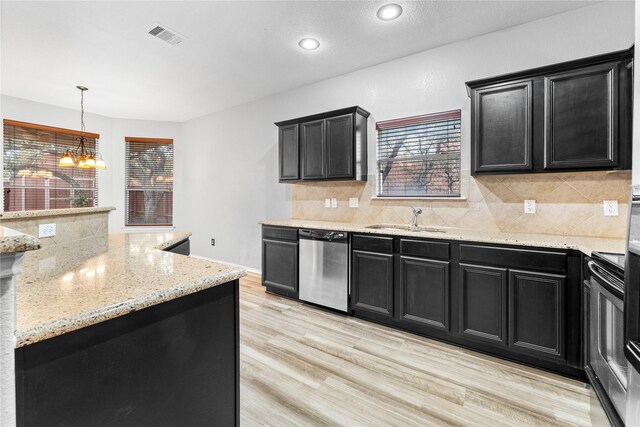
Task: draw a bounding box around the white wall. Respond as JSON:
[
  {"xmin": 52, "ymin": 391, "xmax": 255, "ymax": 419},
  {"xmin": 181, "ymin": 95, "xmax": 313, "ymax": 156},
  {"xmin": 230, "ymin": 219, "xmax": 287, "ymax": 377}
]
[
  {"xmin": 176, "ymin": 1, "xmax": 635, "ymax": 270},
  {"xmin": 0, "ymin": 95, "xmax": 180, "ymax": 230}
]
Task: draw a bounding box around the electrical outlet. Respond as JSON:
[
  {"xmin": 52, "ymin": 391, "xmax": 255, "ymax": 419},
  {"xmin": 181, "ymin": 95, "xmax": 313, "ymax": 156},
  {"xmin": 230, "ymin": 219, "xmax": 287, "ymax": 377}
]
[
  {"xmin": 524, "ymin": 200, "xmax": 536, "ymax": 214},
  {"xmin": 38, "ymin": 223, "xmax": 56, "ymax": 238},
  {"xmin": 211, "ymin": 238, "xmax": 216, "ymax": 246},
  {"xmin": 604, "ymin": 200, "xmax": 619, "ymax": 216},
  {"xmin": 331, "ymin": 198, "xmax": 338, "ymax": 208},
  {"xmin": 349, "ymin": 197, "xmax": 359, "ymax": 208},
  {"xmin": 325, "ymin": 198, "xmax": 331, "ymax": 208}
]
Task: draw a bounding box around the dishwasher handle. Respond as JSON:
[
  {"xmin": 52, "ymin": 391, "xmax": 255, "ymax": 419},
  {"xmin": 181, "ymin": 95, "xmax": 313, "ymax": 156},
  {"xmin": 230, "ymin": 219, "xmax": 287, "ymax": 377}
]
[{"xmin": 299, "ymin": 229, "xmax": 348, "ymax": 243}]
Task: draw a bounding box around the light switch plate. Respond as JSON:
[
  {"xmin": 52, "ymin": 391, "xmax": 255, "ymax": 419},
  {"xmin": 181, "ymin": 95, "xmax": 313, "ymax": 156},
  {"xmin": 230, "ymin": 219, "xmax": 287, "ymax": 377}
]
[
  {"xmin": 524, "ymin": 200, "xmax": 536, "ymax": 214},
  {"xmin": 349, "ymin": 197, "xmax": 359, "ymax": 208},
  {"xmin": 331, "ymin": 198, "xmax": 338, "ymax": 208},
  {"xmin": 38, "ymin": 223, "xmax": 56, "ymax": 238},
  {"xmin": 604, "ymin": 200, "xmax": 619, "ymax": 216},
  {"xmin": 325, "ymin": 198, "xmax": 331, "ymax": 208}
]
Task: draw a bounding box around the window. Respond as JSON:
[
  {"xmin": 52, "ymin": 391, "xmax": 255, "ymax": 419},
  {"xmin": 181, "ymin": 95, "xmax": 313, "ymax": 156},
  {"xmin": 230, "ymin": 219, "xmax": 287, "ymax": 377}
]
[
  {"xmin": 125, "ymin": 137, "xmax": 173, "ymax": 226},
  {"xmin": 2, "ymin": 119, "xmax": 98, "ymax": 211},
  {"xmin": 376, "ymin": 110, "xmax": 461, "ymax": 197}
]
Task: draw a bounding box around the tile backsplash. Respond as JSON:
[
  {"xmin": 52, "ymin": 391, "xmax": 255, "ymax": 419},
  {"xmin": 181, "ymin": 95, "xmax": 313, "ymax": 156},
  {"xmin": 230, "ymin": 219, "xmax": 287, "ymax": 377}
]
[
  {"xmin": 2, "ymin": 211, "xmax": 109, "ymax": 247},
  {"xmin": 291, "ymin": 171, "xmax": 631, "ymax": 238}
]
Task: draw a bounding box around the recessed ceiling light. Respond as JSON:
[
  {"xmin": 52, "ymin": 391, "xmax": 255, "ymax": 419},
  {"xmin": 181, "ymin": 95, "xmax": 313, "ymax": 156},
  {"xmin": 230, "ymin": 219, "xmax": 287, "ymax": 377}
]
[
  {"xmin": 298, "ymin": 38, "xmax": 320, "ymax": 50},
  {"xmin": 377, "ymin": 3, "xmax": 403, "ymax": 21}
]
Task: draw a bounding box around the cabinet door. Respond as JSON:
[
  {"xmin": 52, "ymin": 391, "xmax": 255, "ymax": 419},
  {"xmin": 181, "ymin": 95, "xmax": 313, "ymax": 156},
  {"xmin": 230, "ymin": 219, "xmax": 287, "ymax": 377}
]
[
  {"xmin": 399, "ymin": 256, "xmax": 450, "ymax": 332},
  {"xmin": 262, "ymin": 239, "xmax": 298, "ymax": 296},
  {"xmin": 278, "ymin": 124, "xmax": 299, "ymax": 181},
  {"xmin": 352, "ymin": 250, "xmax": 394, "ymax": 318},
  {"xmin": 544, "ymin": 62, "xmax": 619, "ymax": 169},
  {"xmin": 325, "ymin": 114, "xmax": 354, "ymax": 179},
  {"xmin": 301, "ymin": 119, "xmax": 325, "ymax": 179},
  {"xmin": 472, "ymin": 81, "xmax": 533, "ymax": 173},
  {"xmin": 458, "ymin": 264, "xmax": 508, "ymax": 346},
  {"xmin": 509, "ymin": 270, "xmax": 565, "ymax": 360}
]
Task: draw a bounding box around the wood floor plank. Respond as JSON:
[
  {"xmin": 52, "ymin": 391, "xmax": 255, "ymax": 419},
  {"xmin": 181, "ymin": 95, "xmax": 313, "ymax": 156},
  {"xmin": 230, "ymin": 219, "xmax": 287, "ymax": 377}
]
[{"xmin": 238, "ymin": 274, "xmax": 610, "ymax": 427}]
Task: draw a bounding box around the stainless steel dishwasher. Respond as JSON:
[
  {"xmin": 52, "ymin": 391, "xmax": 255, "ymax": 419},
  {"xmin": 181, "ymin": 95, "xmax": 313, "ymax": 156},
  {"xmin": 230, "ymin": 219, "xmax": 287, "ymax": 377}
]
[{"xmin": 298, "ymin": 229, "xmax": 349, "ymax": 312}]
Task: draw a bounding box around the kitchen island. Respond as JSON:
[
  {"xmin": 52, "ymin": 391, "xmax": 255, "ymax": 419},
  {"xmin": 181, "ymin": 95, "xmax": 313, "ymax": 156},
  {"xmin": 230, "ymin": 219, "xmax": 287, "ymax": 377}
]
[{"xmin": 14, "ymin": 232, "xmax": 245, "ymax": 427}]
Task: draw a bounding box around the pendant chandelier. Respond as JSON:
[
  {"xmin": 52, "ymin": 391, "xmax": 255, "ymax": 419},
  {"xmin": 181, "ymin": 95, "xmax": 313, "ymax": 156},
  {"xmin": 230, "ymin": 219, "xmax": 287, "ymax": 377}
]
[{"xmin": 59, "ymin": 86, "xmax": 107, "ymax": 169}]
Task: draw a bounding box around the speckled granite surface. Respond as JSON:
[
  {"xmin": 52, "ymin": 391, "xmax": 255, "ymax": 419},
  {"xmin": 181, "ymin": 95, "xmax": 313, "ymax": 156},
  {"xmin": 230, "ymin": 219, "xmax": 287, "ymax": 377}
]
[
  {"xmin": 16, "ymin": 232, "xmax": 246, "ymax": 347},
  {"xmin": 0, "ymin": 206, "xmax": 115, "ymax": 220},
  {"xmin": 0, "ymin": 226, "xmax": 41, "ymax": 254},
  {"xmin": 260, "ymin": 219, "xmax": 626, "ymax": 256}
]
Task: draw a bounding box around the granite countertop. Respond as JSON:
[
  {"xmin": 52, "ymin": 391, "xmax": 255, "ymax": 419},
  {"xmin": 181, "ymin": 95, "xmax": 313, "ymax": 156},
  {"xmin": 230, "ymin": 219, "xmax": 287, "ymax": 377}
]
[
  {"xmin": 0, "ymin": 206, "xmax": 115, "ymax": 220},
  {"xmin": 16, "ymin": 232, "xmax": 246, "ymax": 347},
  {"xmin": 260, "ymin": 219, "xmax": 626, "ymax": 256},
  {"xmin": 0, "ymin": 225, "xmax": 41, "ymax": 254}
]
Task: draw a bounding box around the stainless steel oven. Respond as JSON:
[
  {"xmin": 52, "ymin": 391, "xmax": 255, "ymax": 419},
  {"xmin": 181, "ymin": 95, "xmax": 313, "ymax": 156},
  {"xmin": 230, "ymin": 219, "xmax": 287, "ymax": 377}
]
[
  {"xmin": 625, "ymin": 185, "xmax": 640, "ymax": 423},
  {"xmin": 585, "ymin": 252, "xmax": 627, "ymax": 424}
]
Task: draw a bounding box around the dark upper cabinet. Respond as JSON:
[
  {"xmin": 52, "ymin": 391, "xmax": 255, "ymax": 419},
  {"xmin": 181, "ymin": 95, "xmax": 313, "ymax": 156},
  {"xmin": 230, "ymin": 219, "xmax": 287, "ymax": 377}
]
[
  {"xmin": 325, "ymin": 114, "xmax": 354, "ymax": 179},
  {"xmin": 278, "ymin": 124, "xmax": 299, "ymax": 181},
  {"xmin": 352, "ymin": 250, "xmax": 394, "ymax": 318},
  {"xmin": 275, "ymin": 106, "xmax": 369, "ymax": 182},
  {"xmin": 301, "ymin": 120, "xmax": 325, "ymax": 180},
  {"xmin": 544, "ymin": 62, "xmax": 619, "ymax": 170},
  {"xmin": 467, "ymin": 47, "xmax": 633, "ymax": 175},
  {"xmin": 398, "ymin": 256, "xmax": 450, "ymax": 332},
  {"xmin": 472, "ymin": 80, "xmax": 533, "ymax": 173},
  {"xmin": 262, "ymin": 226, "xmax": 299, "ymax": 299},
  {"xmin": 509, "ymin": 270, "xmax": 566, "ymax": 360},
  {"xmin": 458, "ymin": 263, "xmax": 508, "ymax": 347}
]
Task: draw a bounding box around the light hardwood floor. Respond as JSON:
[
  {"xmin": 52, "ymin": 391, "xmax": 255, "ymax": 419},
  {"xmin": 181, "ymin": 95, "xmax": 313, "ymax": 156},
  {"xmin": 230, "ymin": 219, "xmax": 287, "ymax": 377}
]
[{"xmin": 239, "ymin": 273, "xmax": 610, "ymax": 427}]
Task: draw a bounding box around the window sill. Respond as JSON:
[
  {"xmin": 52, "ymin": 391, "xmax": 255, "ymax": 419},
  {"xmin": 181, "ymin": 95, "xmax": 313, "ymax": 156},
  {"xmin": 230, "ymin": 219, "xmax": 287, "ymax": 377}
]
[
  {"xmin": 123, "ymin": 226, "xmax": 176, "ymax": 232},
  {"xmin": 371, "ymin": 196, "xmax": 467, "ymax": 201}
]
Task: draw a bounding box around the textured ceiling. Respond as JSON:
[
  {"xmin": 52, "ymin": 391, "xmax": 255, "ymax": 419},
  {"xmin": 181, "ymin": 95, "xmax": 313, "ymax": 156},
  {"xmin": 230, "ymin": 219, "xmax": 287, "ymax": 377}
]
[{"xmin": 1, "ymin": 1, "xmax": 598, "ymax": 121}]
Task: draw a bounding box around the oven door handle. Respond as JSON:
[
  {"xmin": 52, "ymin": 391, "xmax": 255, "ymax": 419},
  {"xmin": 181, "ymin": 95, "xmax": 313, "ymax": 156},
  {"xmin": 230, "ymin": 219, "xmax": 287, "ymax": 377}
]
[{"xmin": 588, "ymin": 260, "xmax": 616, "ymax": 287}]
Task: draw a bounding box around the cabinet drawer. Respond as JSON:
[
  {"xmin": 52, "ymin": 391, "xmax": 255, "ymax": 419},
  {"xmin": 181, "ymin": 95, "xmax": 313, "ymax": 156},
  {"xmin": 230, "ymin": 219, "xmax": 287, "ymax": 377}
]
[
  {"xmin": 262, "ymin": 226, "xmax": 298, "ymax": 241},
  {"xmin": 460, "ymin": 244, "xmax": 566, "ymax": 273},
  {"xmin": 399, "ymin": 239, "xmax": 449, "ymax": 260},
  {"xmin": 352, "ymin": 234, "xmax": 394, "ymax": 253}
]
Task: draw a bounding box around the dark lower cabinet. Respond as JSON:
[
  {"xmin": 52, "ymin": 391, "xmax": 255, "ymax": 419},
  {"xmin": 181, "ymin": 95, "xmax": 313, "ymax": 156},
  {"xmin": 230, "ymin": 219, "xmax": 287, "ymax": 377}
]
[
  {"xmin": 398, "ymin": 256, "xmax": 450, "ymax": 332},
  {"xmin": 163, "ymin": 238, "xmax": 190, "ymax": 256},
  {"xmin": 458, "ymin": 263, "xmax": 508, "ymax": 346},
  {"xmin": 16, "ymin": 281, "xmax": 239, "ymax": 427},
  {"xmin": 509, "ymin": 270, "xmax": 565, "ymax": 360},
  {"xmin": 261, "ymin": 228, "xmax": 582, "ymax": 378},
  {"xmin": 262, "ymin": 239, "xmax": 298, "ymax": 297},
  {"xmin": 262, "ymin": 226, "xmax": 299, "ymax": 299},
  {"xmin": 352, "ymin": 250, "xmax": 394, "ymax": 318}
]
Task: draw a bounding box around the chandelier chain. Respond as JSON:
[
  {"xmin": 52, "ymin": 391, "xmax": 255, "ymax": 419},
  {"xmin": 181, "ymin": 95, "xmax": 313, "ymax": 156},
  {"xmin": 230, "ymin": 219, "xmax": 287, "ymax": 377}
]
[{"xmin": 80, "ymin": 88, "xmax": 85, "ymax": 133}]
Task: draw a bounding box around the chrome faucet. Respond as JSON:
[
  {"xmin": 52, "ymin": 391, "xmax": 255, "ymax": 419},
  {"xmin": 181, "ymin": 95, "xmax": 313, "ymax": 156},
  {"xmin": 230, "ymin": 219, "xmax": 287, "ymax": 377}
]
[{"xmin": 411, "ymin": 207, "xmax": 423, "ymax": 228}]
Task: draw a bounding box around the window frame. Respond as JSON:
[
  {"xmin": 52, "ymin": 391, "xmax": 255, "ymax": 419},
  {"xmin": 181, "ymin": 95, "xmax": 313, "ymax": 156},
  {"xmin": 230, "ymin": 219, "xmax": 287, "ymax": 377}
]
[
  {"xmin": 375, "ymin": 110, "xmax": 462, "ymax": 199},
  {"xmin": 2, "ymin": 119, "xmax": 100, "ymax": 212},
  {"xmin": 124, "ymin": 136, "xmax": 174, "ymax": 227}
]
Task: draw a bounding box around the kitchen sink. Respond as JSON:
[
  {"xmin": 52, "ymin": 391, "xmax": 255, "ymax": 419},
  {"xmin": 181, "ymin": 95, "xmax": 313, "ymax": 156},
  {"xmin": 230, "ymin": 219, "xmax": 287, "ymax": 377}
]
[{"xmin": 365, "ymin": 224, "xmax": 449, "ymax": 233}]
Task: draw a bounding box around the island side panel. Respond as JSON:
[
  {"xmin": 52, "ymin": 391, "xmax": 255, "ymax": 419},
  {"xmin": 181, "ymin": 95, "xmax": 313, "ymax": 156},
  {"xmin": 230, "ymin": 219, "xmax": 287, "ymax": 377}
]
[{"xmin": 15, "ymin": 280, "xmax": 239, "ymax": 427}]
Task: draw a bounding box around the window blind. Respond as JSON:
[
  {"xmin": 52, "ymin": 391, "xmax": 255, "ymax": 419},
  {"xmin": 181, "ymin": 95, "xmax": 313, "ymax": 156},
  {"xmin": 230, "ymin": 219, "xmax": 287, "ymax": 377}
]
[
  {"xmin": 2, "ymin": 120, "xmax": 99, "ymax": 212},
  {"xmin": 125, "ymin": 137, "xmax": 173, "ymax": 226},
  {"xmin": 376, "ymin": 110, "xmax": 461, "ymax": 197}
]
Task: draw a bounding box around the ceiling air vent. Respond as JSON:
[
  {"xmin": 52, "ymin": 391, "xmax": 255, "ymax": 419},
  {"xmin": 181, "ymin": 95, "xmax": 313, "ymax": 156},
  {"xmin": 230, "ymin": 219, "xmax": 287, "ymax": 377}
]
[{"xmin": 148, "ymin": 24, "xmax": 185, "ymax": 45}]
